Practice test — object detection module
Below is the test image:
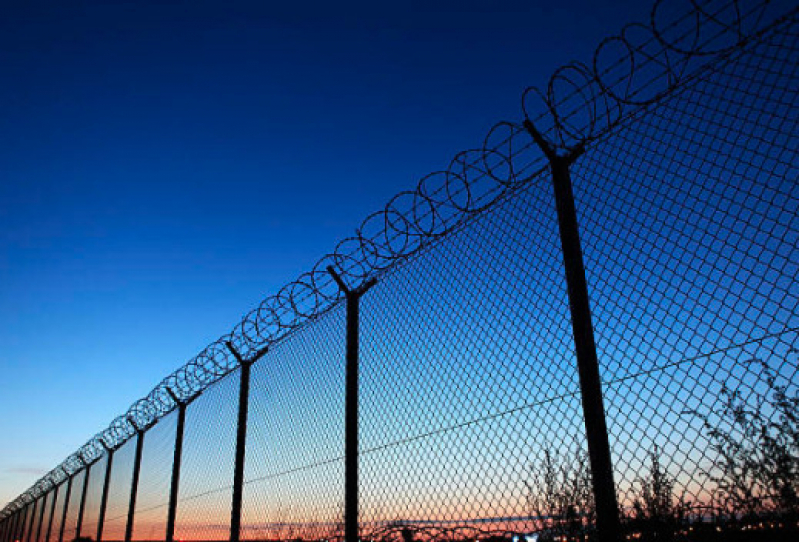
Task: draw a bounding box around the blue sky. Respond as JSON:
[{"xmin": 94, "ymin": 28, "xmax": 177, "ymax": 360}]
[{"xmin": 0, "ymin": 0, "xmax": 694, "ymax": 508}]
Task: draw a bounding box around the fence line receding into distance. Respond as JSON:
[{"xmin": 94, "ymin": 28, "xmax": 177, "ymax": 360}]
[{"xmin": 2, "ymin": 1, "xmax": 798, "ymax": 541}]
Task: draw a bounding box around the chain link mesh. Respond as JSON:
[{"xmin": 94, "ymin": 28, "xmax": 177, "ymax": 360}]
[
  {"xmin": 241, "ymin": 306, "xmax": 346, "ymax": 541},
  {"xmin": 131, "ymin": 413, "xmax": 177, "ymax": 542},
  {"xmin": 574, "ymin": 11, "xmax": 799, "ymax": 532},
  {"xmin": 102, "ymin": 439, "xmax": 137, "ymax": 542},
  {"xmin": 80, "ymin": 457, "xmax": 108, "ymax": 541},
  {"xmin": 173, "ymin": 372, "xmax": 239, "ymax": 542},
  {"xmin": 63, "ymin": 471, "xmax": 85, "ymax": 542}
]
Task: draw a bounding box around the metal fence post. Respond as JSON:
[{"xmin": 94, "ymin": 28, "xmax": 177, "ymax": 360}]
[
  {"xmin": 44, "ymin": 483, "xmax": 60, "ymax": 542},
  {"xmin": 524, "ymin": 120, "xmax": 621, "ymax": 542},
  {"xmin": 164, "ymin": 389, "xmax": 188, "ymax": 542},
  {"xmin": 125, "ymin": 419, "xmax": 146, "ymax": 542},
  {"xmin": 226, "ymin": 343, "xmax": 268, "ymax": 542},
  {"xmin": 327, "ymin": 267, "xmax": 377, "ymax": 542},
  {"xmin": 96, "ymin": 443, "xmax": 115, "ymax": 542},
  {"xmin": 75, "ymin": 457, "xmax": 93, "ymax": 540}
]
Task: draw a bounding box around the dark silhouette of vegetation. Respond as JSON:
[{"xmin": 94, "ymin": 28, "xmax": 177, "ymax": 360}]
[
  {"xmin": 525, "ymin": 449, "xmax": 595, "ymax": 541},
  {"xmin": 518, "ymin": 354, "xmax": 798, "ymax": 541},
  {"xmin": 623, "ymin": 446, "xmax": 690, "ymax": 541},
  {"xmin": 691, "ymin": 355, "xmax": 799, "ymax": 535}
]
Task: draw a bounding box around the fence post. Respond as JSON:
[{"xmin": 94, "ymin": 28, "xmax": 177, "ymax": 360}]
[
  {"xmin": 75, "ymin": 456, "xmax": 93, "ymax": 540},
  {"xmin": 125, "ymin": 419, "xmax": 146, "ymax": 542},
  {"xmin": 524, "ymin": 119, "xmax": 621, "ymax": 542},
  {"xmin": 34, "ymin": 492, "xmax": 47, "ymax": 542},
  {"xmin": 327, "ymin": 267, "xmax": 377, "ymax": 542},
  {"xmin": 164, "ymin": 389, "xmax": 188, "ymax": 542},
  {"xmin": 44, "ymin": 482, "xmax": 60, "ymax": 542},
  {"xmin": 226, "ymin": 342, "xmax": 268, "ymax": 542},
  {"xmin": 96, "ymin": 442, "xmax": 115, "ymax": 542}
]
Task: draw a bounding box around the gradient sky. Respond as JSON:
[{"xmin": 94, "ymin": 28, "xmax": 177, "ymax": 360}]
[{"xmin": 2, "ymin": 0, "xmax": 689, "ymax": 508}]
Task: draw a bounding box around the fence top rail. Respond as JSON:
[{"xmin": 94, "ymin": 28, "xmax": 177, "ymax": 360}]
[{"xmin": 2, "ymin": 0, "xmax": 795, "ymax": 515}]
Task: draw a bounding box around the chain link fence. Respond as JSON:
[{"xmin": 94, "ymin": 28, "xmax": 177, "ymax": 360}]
[{"xmin": 2, "ymin": 0, "xmax": 797, "ymax": 541}]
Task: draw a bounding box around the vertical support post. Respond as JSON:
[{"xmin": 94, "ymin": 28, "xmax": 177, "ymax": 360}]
[
  {"xmin": 524, "ymin": 120, "xmax": 621, "ymax": 542},
  {"xmin": 327, "ymin": 267, "xmax": 376, "ymax": 542},
  {"xmin": 44, "ymin": 483, "xmax": 60, "ymax": 542},
  {"xmin": 125, "ymin": 420, "xmax": 146, "ymax": 542},
  {"xmin": 225, "ymin": 343, "xmax": 267, "ymax": 542},
  {"xmin": 96, "ymin": 443, "xmax": 115, "ymax": 542},
  {"xmin": 35, "ymin": 492, "xmax": 47, "ymax": 542},
  {"xmin": 75, "ymin": 459, "xmax": 92, "ymax": 540},
  {"xmin": 164, "ymin": 389, "xmax": 188, "ymax": 542},
  {"xmin": 57, "ymin": 476, "xmax": 73, "ymax": 542}
]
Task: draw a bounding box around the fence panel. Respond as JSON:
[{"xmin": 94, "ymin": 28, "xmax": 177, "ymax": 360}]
[
  {"xmin": 21, "ymin": 506, "xmax": 33, "ymax": 542},
  {"xmin": 103, "ymin": 438, "xmax": 137, "ymax": 542},
  {"xmin": 34, "ymin": 493, "xmax": 49, "ymax": 542},
  {"xmin": 131, "ymin": 412, "xmax": 177, "ymax": 541},
  {"xmin": 357, "ymin": 174, "xmax": 588, "ymax": 536},
  {"xmin": 63, "ymin": 471, "xmax": 86, "ymax": 542},
  {"xmin": 173, "ymin": 371, "xmax": 239, "ymax": 541},
  {"xmin": 46, "ymin": 484, "xmax": 67, "ymax": 542},
  {"xmin": 29, "ymin": 497, "xmax": 43, "ymax": 542},
  {"xmin": 81, "ymin": 455, "xmax": 108, "ymax": 540},
  {"xmin": 240, "ymin": 305, "xmax": 346, "ymax": 541}
]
